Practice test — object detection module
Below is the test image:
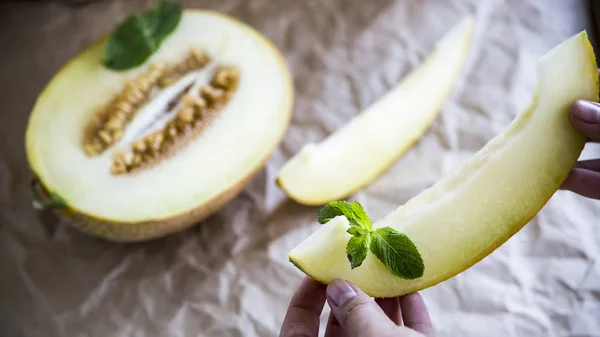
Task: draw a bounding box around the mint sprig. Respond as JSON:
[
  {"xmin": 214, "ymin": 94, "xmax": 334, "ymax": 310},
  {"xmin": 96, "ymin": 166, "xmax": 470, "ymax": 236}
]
[
  {"xmin": 317, "ymin": 201, "xmax": 424, "ymax": 280},
  {"xmin": 103, "ymin": 0, "xmax": 182, "ymax": 71}
]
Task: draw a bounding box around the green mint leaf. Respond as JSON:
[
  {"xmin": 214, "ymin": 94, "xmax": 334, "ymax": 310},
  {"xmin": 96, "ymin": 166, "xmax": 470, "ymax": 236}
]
[
  {"xmin": 370, "ymin": 227, "xmax": 424, "ymax": 279},
  {"xmin": 346, "ymin": 233, "xmax": 370, "ymax": 269},
  {"xmin": 317, "ymin": 201, "xmax": 371, "ymax": 230},
  {"xmin": 149, "ymin": 0, "xmax": 183, "ymax": 42},
  {"xmin": 103, "ymin": 0, "xmax": 182, "ymax": 71},
  {"xmin": 103, "ymin": 14, "xmax": 157, "ymax": 70},
  {"xmin": 317, "ymin": 201, "xmax": 352, "ymax": 224},
  {"xmin": 351, "ymin": 201, "xmax": 371, "ymax": 230},
  {"xmin": 347, "ymin": 227, "xmax": 366, "ymax": 237}
]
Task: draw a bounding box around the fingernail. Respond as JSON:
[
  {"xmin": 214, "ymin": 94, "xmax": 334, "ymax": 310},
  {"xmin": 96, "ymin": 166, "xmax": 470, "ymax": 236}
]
[
  {"xmin": 327, "ymin": 279, "xmax": 357, "ymax": 307},
  {"xmin": 574, "ymin": 100, "xmax": 600, "ymax": 124}
]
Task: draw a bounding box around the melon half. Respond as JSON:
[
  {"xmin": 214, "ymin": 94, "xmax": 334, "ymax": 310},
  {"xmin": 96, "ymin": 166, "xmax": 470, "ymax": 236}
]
[
  {"xmin": 25, "ymin": 10, "xmax": 293, "ymax": 242},
  {"xmin": 288, "ymin": 31, "xmax": 598, "ymax": 297}
]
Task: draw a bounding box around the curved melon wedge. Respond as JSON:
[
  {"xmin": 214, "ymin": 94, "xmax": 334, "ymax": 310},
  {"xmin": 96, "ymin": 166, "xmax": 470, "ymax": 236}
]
[
  {"xmin": 288, "ymin": 31, "xmax": 598, "ymax": 298},
  {"xmin": 276, "ymin": 16, "xmax": 475, "ymax": 205},
  {"xmin": 25, "ymin": 10, "xmax": 293, "ymax": 242}
]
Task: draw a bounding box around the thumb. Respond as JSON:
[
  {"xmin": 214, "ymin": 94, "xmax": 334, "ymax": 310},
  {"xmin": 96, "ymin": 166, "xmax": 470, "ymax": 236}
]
[{"xmin": 326, "ymin": 279, "xmax": 396, "ymax": 337}]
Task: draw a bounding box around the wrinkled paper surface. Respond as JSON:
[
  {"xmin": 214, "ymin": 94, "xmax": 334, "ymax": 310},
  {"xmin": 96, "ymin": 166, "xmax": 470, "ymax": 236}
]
[{"xmin": 1, "ymin": 0, "xmax": 599, "ymax": 336}]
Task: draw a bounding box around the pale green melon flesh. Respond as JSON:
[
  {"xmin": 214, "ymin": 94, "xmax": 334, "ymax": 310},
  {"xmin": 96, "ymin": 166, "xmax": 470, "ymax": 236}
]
[
  {"xmin": 26, "ymin": 10, "xmax": 293, "ymax": 223},
  {"xmin": 277, "ymin": 17, "xmax": 474, "ymax": 205},
  {"xmin": 288, "ymin": 31, "xmax": 598, "ymax": 298}
]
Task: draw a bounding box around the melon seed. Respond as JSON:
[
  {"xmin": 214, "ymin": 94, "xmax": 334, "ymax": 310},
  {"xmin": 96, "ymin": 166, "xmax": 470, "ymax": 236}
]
[
  {"xmin": 132, "ymin": 139, "xmax": 147, "ymax": 153},
  {"xmin": 182, "ymin": 94, "xmax": 207, "ymax": 109},
  {"xmin": 110, "ymin": 161, "xmax": 127, "ymax": 175},
  {"xmin": 105, "ymin": 117, "xmax": 124, "ymax": 131},
  {"xmin": 166, "ymin": 123, "xmax": 179, "ymax": 138},
  {"xmin": 159, "ymin": 76, "xmax": 177, "ymax": 87},
  {"xmin": 84, "ymin": 141, "xmax": 102, "ymax": 156},
  {"xmin": 116, "ymin": 101, "xmax": 133, "ymax": 114},
  {"xmin": 149, "ymin": 132, "xmax": 164, "ymax": 152},
  {"xmin": 98, "ymin": 129, "xmax": 112, "ymax": 144},
  {"xmin": 124, "ymin": 88, "xmax": 144, "ymax": 104},
  {"xmin": 113, "ymin": 129, "xmax": 124, "ymax": 142},
  {"xmin": 177, "ymin": 106, "xmax": 196, "ymax": 124},
  {"xmin": 200, "ymin": 86, "xmax": 225, "ymax": 105},
  {"xmin": 122, "ymin": 152, "xmax": 135, "ymax": 166},
  {"xmin": 213, "ymin": 66, "xmax": 240, "ymax": 90}
]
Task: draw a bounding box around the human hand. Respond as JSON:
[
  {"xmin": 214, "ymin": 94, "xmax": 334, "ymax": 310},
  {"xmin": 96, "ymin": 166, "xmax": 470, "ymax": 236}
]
[
  {"xmin": 279, "ymin": 276, "xmax": 434, "ymax": 337},
  {"xmin": 561, "ymin": 75, "xmax": 600, "ymax": 199}
]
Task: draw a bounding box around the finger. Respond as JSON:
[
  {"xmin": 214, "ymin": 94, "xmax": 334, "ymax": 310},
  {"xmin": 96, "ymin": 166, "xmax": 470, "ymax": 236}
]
[
  {"xmin": 569, "ymin": 100, "xmax": 600, "ymax": 142},
  {"xmin": 326, "ymin": 279, "xmax": 396, "ymax": 337},
  {"xmin": 560, "ymin": 167, "xmax": 600, "ymax": 199},
  {"xmin": 574, "ymin": 159, "xmax": 600, "ymax": 171},
  {"xmin": 375, "ymin": 297, "xmax": 402, "ymax": 325},
  {"xmin": 280, "ymin": 276, "xmax": 327, "ymax": 337},
  {"xmin": 324, "ymin": 312, "xmax": 347, "ymax": 337},
  {"xmin": 399, "ymin": 293, "xmax": 435, "ymax": 337}
]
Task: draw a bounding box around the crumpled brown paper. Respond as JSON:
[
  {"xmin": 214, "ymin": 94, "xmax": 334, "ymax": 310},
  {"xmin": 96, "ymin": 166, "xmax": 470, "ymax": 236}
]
[{"xmin": 1, "ymin": 0, "xmax": 599, "ymax": 336}]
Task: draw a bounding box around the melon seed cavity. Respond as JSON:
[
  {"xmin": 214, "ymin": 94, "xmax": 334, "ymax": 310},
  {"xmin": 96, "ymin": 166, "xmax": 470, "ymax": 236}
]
[{"xmin": 81, "ymin": 49, "xmax": 240, "ymax": 175}]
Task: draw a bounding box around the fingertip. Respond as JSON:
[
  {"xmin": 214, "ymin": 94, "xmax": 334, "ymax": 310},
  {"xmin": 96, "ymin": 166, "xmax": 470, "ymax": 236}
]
[
  {"xmin": 289, "ymin": 276, "xmax": 327, "ymax": 312},
  {"xmin": 301, "ymin": 275, "xmax": 327, "ymax": 292},
  {"xmin": 560, "ymin": 169, "xmax": 577, "ymax": 191},
  {"xmin": 558, "ymin": 167, "xmax": 600, "ymax": 199},
  {"xmin": 375, "ymin": 297, "xmax": 402, "ymax": 325},
  {"xmin": 280, "ymin": 277, "xmax": 327, "ymax": 337},
  {"xmin": 400, "ymin": 292, "xmax": 435, "ymax": 337},
  {"xmin": 572, "ymin": 99, "xmax": 600, "ymax": 124},
  {"xmin": 569, "ymin": 100, "xmax": 586, "ymax": 125},
  {"xmin": 568, "ymin": 100, "xmax": 600, "ymax": 142},
  {"xmin": 570, "ymin": 99, "xmax": 581, "ymax": 119},
  {"xmin": 400, "ymin": 292, "xmax": 426, "ymax": 310}
]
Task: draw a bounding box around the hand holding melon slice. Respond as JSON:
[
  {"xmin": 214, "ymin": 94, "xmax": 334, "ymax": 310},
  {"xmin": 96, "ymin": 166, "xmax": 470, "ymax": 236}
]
[{"xmin": 289, "ymin": 30, "xmax": 599, "ymax": 297}]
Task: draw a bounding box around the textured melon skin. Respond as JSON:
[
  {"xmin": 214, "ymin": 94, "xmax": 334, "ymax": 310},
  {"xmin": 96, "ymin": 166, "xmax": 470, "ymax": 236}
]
[
  {"xmin": 31, "ymin": 166, "xmax": 260, "ymax": 242},
  {"xmin": 26, "ymin": 9, "xmax": 294, "ymax": 242}
]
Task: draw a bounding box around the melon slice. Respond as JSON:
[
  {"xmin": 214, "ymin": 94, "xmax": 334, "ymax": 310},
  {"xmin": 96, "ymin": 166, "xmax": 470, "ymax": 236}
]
[
  {"xmin": 276, "ymin": 16, "xmax": 475, "ymax": 205},
  {"xmin": 25, "ymin": 9, "xmax": 293, "ymax": 242},
  {"xmin": 288, "ymin": 31, "xmax": 598, "ymax": 298}
]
